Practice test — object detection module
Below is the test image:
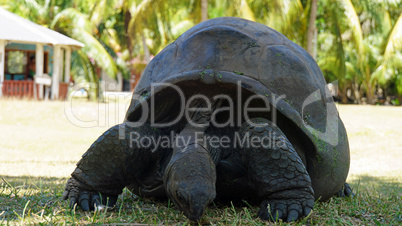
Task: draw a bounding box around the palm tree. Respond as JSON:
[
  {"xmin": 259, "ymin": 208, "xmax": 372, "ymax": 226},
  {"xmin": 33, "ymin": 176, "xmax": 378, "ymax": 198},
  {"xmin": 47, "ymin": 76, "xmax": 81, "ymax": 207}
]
[
  {"xmin": 51, "ymin": 7, "xmax": 120, "ymax": 99},
  {"xmin": 373, "ymin": 12, "xmax": 402, "ymax": 102},
  {"xmin": 128, "ymin": 0, "xmax": 172, "ymax": 60},
  {"xmin": 317, "ymin": 0, "xmax": 402, "ymax": 104},
  {"xmin": 340, "ymin": 0, "xmax": 402, "ymax": 104},
  {"xmin": 316, "ymin": 0, "xmax": 359, "ymax": 103},
  {"xmin": 201, "ymin": 0, "xmax": 208, "ymax": 22},
  {"xmin": 306, "ymin": 0, "xmax": 318, "ymax": 56}
]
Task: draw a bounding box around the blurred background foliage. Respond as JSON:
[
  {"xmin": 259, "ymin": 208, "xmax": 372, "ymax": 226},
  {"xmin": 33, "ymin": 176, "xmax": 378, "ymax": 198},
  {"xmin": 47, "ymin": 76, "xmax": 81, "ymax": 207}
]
[{"xmin": 0, "ymin": 0, "xmax": 401, "ymax": 104}]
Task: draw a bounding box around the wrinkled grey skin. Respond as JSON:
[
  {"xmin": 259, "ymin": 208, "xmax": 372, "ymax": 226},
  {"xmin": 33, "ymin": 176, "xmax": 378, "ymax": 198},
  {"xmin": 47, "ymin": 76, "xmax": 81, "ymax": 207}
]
[{"xmin": 63, "ymin": 17, "xmax": 352, "ymax": 222}]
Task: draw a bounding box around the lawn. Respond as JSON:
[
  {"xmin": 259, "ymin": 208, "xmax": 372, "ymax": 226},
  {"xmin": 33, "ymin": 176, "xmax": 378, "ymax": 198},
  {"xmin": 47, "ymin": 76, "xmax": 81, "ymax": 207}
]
[{"xmin": 0, "ymin": 98, "xmax": 401, "ymax": 225}]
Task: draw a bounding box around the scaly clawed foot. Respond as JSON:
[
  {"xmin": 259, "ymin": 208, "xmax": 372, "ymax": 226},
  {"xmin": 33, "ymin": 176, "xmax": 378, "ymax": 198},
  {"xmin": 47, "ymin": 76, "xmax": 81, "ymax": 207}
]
[
  {"xmin": 258, "ymin": 190, "xmax": 314, "ymax": 222},
  {"xmin": 63, "ymin": 177, "xmax": 118, "ymax": 211}
]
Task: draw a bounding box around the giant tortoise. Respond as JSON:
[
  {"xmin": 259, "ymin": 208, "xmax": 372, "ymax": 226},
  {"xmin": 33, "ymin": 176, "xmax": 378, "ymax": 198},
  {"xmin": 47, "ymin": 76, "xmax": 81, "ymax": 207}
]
[{"xmin": 63, "ymin": 17, "xmax": 352, "ymax": 222}]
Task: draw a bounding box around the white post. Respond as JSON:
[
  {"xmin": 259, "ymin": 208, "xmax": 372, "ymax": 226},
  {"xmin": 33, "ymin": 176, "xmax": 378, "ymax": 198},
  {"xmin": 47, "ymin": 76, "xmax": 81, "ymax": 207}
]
[
  {"xmin": 64, "ymin": 47, "xmax": 71, "ymax": 83},
  {"xmin": 35, "ymin": 43, "xmax": 44, "ymax": 99},
  {"xmin": 0, "ymin": 40, "xmax": 5, "ymax": 97},
  {"xmin": 51, "ymin": 45, "xmax": 61, "ymax": 100}
]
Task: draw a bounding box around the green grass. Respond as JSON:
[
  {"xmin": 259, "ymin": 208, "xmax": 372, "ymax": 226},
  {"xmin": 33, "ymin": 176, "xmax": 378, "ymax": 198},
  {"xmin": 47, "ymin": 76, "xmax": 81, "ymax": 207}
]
[
  {"xmin": 0, "ymin": 99, "xmax": 401, "ymax": 225},
  {"xmin": 1, "ymin": 176, "xmax": 400, "ymax": 225}
]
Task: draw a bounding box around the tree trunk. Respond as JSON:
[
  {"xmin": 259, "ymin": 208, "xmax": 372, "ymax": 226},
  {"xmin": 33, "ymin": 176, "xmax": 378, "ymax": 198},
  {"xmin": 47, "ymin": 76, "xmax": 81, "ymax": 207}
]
[
  {"xmin": 142, "ymin": 34, "xmax": 151, "ymax": 63},
  {"xmin": 364, "ymin": 65, "xmax": 374, "ymax": 104},
  {"xmin": 366, "ymin": 81, "xmax": 374, "ymax": 104},
  {"xmin": 307, "ymin": 0, "xmax": 318, "ymax": 56},
  {"xmin": 124, "ymin": 10, "xmax": 133, "ymax": 58},
  {"xmin": 353, "ymin": 82, "xmax": 362, "ymax": 104},
  {"xmin": 201, "ymin": 0, "xmax": 208, "ymax": 22},
  {"xmin": 340, "ymin": 86, "xmax": 348, "ymax": 104},
  {"xmin": 94, "ymin": 66, "xmax": 103, "ymax": 102}
]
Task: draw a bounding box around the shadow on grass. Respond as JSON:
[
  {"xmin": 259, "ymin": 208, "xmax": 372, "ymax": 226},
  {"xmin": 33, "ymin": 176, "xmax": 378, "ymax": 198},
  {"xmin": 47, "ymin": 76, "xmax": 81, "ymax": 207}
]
[
  {"xmin": 304, "ymin": 174, "xmax": 401, "ymax": 225},
  {"xmin": 348, "ymin": 174, "xmax": 401, "ymax": 197},
  {"xmin": 0, "ymin": 175, "xmax": 68, "ymax": 222}
]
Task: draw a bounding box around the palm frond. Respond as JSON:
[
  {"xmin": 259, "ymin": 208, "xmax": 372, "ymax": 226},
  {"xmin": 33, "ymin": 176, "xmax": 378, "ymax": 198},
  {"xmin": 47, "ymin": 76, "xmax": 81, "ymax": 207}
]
[
  {"xmin": 79, "ymin": 30, "xmax": 119, "ymax": 79},
  {"xmin": 171, "ymin": 20, "xmax": 195, "ymax": 39},
  {"xmin": 51, "ymin": 8, "xmax": 118, "ymax": 79},
  {"xmin": 239, "ymin": 0, "xmax": 256, "ymax": 21},
  {"xmin": 383, "ymin": 13, "xmax": 402, "ymax": 65},
  {"xmin": 337, "ymin": 0, "xmax": 364, "ymax": 57},
  {"xmin": 373, "ymin": 13, "xmax": 402, "ymax": 84},
  {"xmin": 90, "ymin": 0, "xmax": 120, "ymax": 26},
  {"xmin": 51, "ymin": 8, "xmax": 96, "ymax": 33}
]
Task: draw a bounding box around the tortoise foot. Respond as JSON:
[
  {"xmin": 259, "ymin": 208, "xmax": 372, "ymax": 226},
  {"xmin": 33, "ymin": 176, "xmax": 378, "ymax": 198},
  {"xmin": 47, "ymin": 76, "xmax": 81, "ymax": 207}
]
[
  {"xmin": 337, "ymin": 182, "xmax": 354, "ymax": 198},
  {"xmin": 63, "ymin": 177, "xmax": 118, "ymax": 211},
  {"xmin": 258, "ymin": 189, "xmax": 314, "ymax": 222}
]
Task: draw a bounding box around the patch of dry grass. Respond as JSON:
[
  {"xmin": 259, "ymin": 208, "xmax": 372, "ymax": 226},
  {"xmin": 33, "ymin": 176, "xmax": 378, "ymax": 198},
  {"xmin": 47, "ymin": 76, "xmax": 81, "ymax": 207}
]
[
  {"xmin": 338, "ymin": 104, "xmax": 402, "ymax": 180},
  {"xmin": 0, "ymin": 98, "xmax": 129, "ymax": 177},
  {"xmin": 0, "ymin": 98, "xmax": 401, "ymax": 224}
]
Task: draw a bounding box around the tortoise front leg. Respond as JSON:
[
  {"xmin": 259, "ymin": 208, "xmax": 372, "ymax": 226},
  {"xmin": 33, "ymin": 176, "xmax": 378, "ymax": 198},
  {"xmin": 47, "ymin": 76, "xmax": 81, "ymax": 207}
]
[
  {"xmin": 238, "ymin": 118, "xmax": 315, "ymax": 222},
  {"xmin": 63, "ymin": 123, "xmax": 164, "ymax": 211}
]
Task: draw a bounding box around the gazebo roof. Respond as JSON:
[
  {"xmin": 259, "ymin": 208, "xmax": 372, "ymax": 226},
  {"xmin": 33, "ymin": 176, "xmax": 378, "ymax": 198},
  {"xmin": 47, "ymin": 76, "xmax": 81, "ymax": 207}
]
[{"xmin": 0, "ymin": 7, "xmax": 84, "ymax": 48}]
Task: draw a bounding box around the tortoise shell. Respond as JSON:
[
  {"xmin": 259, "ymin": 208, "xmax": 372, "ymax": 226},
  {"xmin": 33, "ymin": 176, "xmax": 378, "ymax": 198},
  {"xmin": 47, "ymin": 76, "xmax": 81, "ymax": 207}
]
[{"xmin": 125, "ymin": 17, "xmax": 349, "ymax": 200}]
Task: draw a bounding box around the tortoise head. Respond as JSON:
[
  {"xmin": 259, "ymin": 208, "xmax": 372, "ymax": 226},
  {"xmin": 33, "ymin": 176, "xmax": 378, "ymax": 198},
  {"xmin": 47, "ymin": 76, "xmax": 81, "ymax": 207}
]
[{"xmin": 163, "ymin": 145, "xmax": 216, "ymax": 221}]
